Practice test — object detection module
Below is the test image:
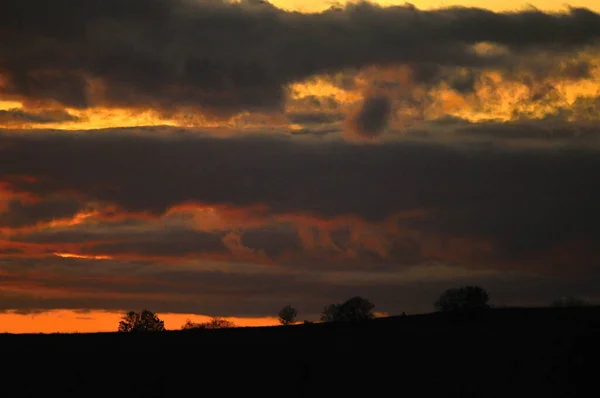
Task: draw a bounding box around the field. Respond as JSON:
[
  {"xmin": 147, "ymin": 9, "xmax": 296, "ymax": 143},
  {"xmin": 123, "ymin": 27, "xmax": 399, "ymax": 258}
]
[{"xmin": 1, "ymin": 307, "xmax": 598, "ymax": 398}]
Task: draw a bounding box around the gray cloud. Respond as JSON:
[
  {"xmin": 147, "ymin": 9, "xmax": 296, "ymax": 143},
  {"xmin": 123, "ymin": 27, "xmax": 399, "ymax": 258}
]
[
  {"xmin": 11, "ymin": 222, "xmax": 229, "ymax": 257},
  {"xmin": 82, "ymin": 228, "xmax": 229, "ymax": 257},
  {"xmin": 240, "ymin": 225, "xmax": 303, "ymax": 257},
  {"xmin": 286, "ymin": 111, "xmax": 344, "ymax": 125},
  {"xmin": 1, "ymin": 1, "xmax": 598, "ymax": 115}
]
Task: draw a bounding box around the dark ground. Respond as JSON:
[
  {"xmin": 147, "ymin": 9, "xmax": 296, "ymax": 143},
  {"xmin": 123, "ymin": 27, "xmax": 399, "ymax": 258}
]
[{"xmin": 1, "ymin": 307, "xmax": 599, "ymax": 398}]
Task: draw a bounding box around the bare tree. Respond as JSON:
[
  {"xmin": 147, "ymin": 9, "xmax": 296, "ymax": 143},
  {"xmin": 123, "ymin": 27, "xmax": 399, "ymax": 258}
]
[
  {"xmin": 118, "ymin": 309, "xmax": 165, "ymax": 332},
  {"xmin": 181, "ymin": 319, "xmax": 203, "ymax": 330},
  {"xmin": 205, "ymin": 317, "xmax": 236, "ymax": 329},
  {"xmin": 278, "ymin": 305, "xmax": 298, "ymax": 325},
  {"xmin": 181, "ymin": 317, "xmax": 236, "ymax": 330}
]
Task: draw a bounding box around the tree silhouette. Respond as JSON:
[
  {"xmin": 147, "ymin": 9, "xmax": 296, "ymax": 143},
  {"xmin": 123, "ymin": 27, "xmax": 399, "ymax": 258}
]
[
  {"xmin": 118, "ymin": 309, "xmax": 165, "ymax": 332},
  {"xmin": 320, "ymin": 296, "xmax": 375, "ymax": 322},
  {"xmin": 278, "ymin": 305, "xmax": 298, "ymax": 325},
  {"xmin": 181, "ymin": 319, "xmax": 203, "ymax": 330},
  {"xmin": 181, "ymin": 317, "xmax": 236, "ymax": 330},
  {"xmin": 205, "ymin": 317, "xmax": 236, "ymax": 329},
  {"xmin": 552, "ymin": 296, "xmax": 590, "ymax": 307},
  {"xmin": 434, "ymin": 285, "xmax": 490, "ymax": 312}
]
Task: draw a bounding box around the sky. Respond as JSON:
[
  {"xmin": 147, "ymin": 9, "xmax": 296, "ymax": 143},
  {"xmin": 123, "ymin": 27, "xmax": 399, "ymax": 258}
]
[{"xmin": 1, "ymin": 0, "xmax": 599, "ymax": 333}]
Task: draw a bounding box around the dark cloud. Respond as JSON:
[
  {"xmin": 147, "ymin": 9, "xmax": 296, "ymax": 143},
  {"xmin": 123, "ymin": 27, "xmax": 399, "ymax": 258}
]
[
  {"xmin": 388, "ymin": 237, "xmax": 425, "ymax": 265},
  {"xmin": 289, "ymin": 126, "xmax": 339, "ymax": 136},
  {"xmin": 240, "ymin": 225, "xmax": 303, "ymax": 257},
  {"xmin": 0, "ymin": 196, "xmax": 84, "ymax": 228},
  {"xmin": 1, "ymin": 254, "xmax": 599, "ymax": 317},
  {"xmin": 0, "ymin": 125, "xmax": 597, "ymax": 215},
  {"xmin": 286, "ymin": 111, "xmax": 343, "ymax": 125},
  {"xmin": 408, "ymin": 63, "xmax": 479, "ymax": 93},
  {"xmin": 453, "ymin": 118, "xmax": 600, "ymax": 140},
  {"xmin": 12, "ymin": 224, "xmax": 229, "ymax": 257},
  {"xmin": 347, "ymin": 95, "xmax": 392, "ymax": 139},
  {"xmin": 0, "ymin": 108, "xmax": 79, "ymax": 125},
  {"xmin": 0, "ymin": 256, "xmax": 332, "ymax": 316},
  {"xmin": 82, "ymin": 228, "xmax": 229, "ymax": 257},
  {"xmin": 1, "ymin": 1, "xmax": 598, "ymax": 115},
  {"xmin": 330, "ymin": 228, "xmax": 352, "ymax": 249}
]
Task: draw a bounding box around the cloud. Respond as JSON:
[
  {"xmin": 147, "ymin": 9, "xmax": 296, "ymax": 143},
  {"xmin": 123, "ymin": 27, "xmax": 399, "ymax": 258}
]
[
  {"xmin": 345, "ymin": 95, "xmax": 392, "ymax": 139},
  {"xmin": 0, "ymin": 195, "xmax": 84, "ymax": 228},
  {"xmin": 6, "ymin": 215, "xmax": 231, "ymax": 259},
  {"xmin": 1, "ymin": 124, "xmax": 599, "ymax": 218},
  {"xmin": 0, "ymin": 108, "xmax": 79, "ymax": 125},
  {"xmin": 286, "ymin": 111, "xmax": 343, "ymax": 125},
  {"xmin": 240, "ymin": 224, "xmax": 303, "ymax": 257},
  {"xmin": 1, "ymin": 123, "xmax": 600, "ymax": 277},
  {"xmin": 1, "ymin": 1, "xmax": 598, "ymax": 116},
  {"xmin": 81, "ymin": 228, "xmax": 229, "ymax": 257},
  {"xmin": 0, "ymin": 254, "xmax": 599, "ymax": 317}
]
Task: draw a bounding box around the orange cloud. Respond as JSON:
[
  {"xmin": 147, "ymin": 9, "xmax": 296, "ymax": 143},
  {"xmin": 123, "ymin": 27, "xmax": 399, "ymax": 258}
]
[{"xmin": 1, "ymin": 191, "xmax": 588, "ymax": 277}]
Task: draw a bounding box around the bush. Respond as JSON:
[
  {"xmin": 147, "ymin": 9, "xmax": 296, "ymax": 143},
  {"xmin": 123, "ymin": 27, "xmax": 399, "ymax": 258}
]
[{"xmin": 320, "ymin": 296, "xmax": 375, "ymax": 322}]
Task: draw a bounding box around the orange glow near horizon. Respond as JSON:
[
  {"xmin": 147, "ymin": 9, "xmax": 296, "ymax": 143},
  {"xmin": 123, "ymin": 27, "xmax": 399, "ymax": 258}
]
[{"xmin": 0, "ymin": 309, "xmax": 280, "ymax": 334}]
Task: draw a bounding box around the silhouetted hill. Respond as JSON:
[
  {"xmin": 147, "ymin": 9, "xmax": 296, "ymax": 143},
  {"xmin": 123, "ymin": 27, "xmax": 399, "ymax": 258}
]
[{"xmin": 1, "ymin": 307, "xmax": 598, "ymax": 398}]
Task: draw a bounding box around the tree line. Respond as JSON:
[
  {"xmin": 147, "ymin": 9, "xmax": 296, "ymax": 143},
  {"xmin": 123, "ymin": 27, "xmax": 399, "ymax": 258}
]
[{"xmin": 116, "ymin": 285, "xmax": 592, "ymax": 332}]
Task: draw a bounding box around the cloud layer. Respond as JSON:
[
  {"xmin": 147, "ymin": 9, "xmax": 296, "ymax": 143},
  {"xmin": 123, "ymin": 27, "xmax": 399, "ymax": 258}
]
[
  {"xmin": 2, "ymin": 0, "xmax": 599, "ymax": 118},
  {"xmin": 0, "ymin": 123, "xmax": 599, "ymax": 316}
]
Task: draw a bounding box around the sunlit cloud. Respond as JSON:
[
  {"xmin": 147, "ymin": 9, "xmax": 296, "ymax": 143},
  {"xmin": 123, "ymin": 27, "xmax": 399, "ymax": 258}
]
[{"xmin": 53, "ymin": 252, "xmax": 113, "ymax": 260}]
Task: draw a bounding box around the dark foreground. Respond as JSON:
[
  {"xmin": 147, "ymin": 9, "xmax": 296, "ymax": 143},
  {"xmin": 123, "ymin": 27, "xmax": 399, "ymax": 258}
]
[{"xmin": 1, "ymin": 307, "xmax": 599, "ymax": 398}]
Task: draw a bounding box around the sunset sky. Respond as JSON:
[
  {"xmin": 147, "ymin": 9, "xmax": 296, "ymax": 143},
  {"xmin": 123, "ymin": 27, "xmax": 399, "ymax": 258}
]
[{"xmin": 1, "ymin": 0, "xmax": 599, "ymax": 333}]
